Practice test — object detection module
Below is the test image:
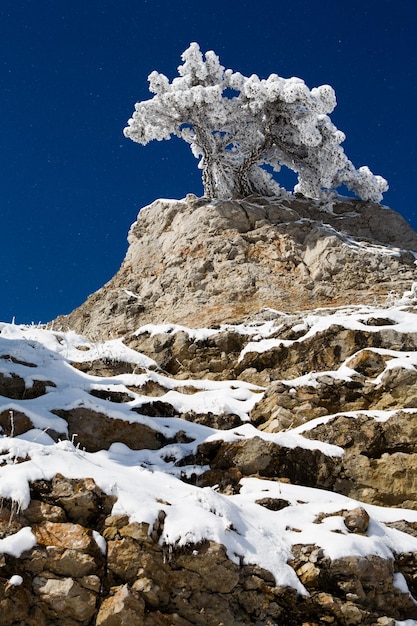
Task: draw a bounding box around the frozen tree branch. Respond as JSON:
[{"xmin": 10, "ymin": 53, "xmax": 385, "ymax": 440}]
[{"xmin": 124, "ymin": 43, "xmax": 388, "ymax": 202}]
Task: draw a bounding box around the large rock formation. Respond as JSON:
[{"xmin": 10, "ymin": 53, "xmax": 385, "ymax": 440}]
[
  {"xmin": 2, "ymin": 195, "xmax": 417, "ymax": 625},
  {"xmin": 55, "ymin": 194, "xmax": 417, "ymax": 338}
]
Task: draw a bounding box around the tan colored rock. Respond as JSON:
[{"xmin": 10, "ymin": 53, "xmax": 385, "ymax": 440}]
[
  {"xmin": 45, "ymin": 548, "xmax": 98, "ymax": 578},
  {"xmin": 198, "ymin": 436, "xmax": 340, "ymax": 489},
  {"xmin": 376, "ymin": 618, "xmax": 396, "ymax": 626},
  {"xmin": 48, "ymin": 474, "xmax": 115, "ymax": 526},
  {"xmin": 343, "ymin": 507, "xmax": 370, "ymax": 534},
  {"xmin": 346, "ymin": 349, "xmax": 388, "ymax": 377},
  {"xmin": 337, "ymin": 601, "xmax": 364, "ymax": 624},
  {"xmin": 253, "ymin": 360, "xmax": 417, "ymax": 434},
  {"xmin": 54, "ymin": 196, "xmax": 417, "ymax": 337},
  {"xmin": 32, "ymin": 575, "xmax": 97, "ymax": 622},
  {"xmin": 49, "ymin": 475, "xmax": 101, "ymax": 526},
  {"xmin": 329, "ymin": 555, "xmax": 417, "ymax": 618},
  {"xmin": 373, "ymin": 367, "xmax": 417, "ymax": 410},
  {"xmin": 132, "ymin": 576, "xmax": 165, "ymax": 608},
  {"xmin": 296, "ymin": 561, "xmax": 321, "ymax": 588},
  {"xmin": 304, "ymin": 411, "xmax": 417, "ymax": 507},
  {"xmin": 238, "ymin": 324, "xmax": 417, "ymax": 383},
  {"xmin": 107, "ymin": 536, "xmax": 146, "ymax": 582},
  {"xmin": 33, "ymin": 521, "xmax": 99, "ymax": 553},
  {"xmin": 175, "ymin": 541, "xmax": 239, "ymax": 593},
  {"xmin": 343, "ymin": 451, "xmax": 417, "ymax": 508},
  {"xmin": 119, "ymin": 521, "xmax": 150, "ymax": 541},
  {"xmin": 95, "ymin": 584, "xmax": 145, "ymax": 626},
  {"xmin": 24, "ymin": 499, "xmax": 67, "ymax": 524}
]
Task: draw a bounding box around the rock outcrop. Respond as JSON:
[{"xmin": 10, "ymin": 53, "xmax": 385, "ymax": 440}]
[
  {"xmin": 3, "ymin": 479, "xmax": 417, "ymax": 626},
  {"xmin": 55, "ymin": 194, "xmax": 417, "ymax": 338},
  {"xmin": 2, "ymin": 195, "xmax": 417, "ymax": 625}
]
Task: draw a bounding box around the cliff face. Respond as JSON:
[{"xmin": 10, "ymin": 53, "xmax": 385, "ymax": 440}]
[
  {"xmin": 55, "ymin": 194, "xmax": 417, "ymax": 337},
  {"xmin": 2, "ymin": 196, "xmax": 417, "ymax": 625}
]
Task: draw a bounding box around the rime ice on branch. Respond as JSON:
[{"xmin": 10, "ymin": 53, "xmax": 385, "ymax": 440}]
[{"xmin": 124, "ymin": 43, "xmax": 388, "ymax": 202}]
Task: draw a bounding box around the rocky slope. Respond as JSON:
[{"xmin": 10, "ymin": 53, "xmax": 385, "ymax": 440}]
[{"xmin": 2, "ymin": 195, "xmax": 417, "ymax": 625}]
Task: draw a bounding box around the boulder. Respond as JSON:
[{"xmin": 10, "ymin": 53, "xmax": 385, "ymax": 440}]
[{"xmin": 54, "ymin": 196, "xmax": 417, "ymax": 337}]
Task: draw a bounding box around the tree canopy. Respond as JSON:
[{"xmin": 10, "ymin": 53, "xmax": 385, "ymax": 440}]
[{"xmin": 124, "ymin": 43, "xmax": 388, "ymax": 202}]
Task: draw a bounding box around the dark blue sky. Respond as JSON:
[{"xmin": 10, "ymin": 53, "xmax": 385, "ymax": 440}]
[{"xmin": 1, "ymin": 0, "xmax": 416, "ymax": 324}]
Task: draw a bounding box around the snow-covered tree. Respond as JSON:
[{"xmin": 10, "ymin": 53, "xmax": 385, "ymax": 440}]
[{"xmin": 124, "ymin": 43, "xmax": 388, "ymax": 202}]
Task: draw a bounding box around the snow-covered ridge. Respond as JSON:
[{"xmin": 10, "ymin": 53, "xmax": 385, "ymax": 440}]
[
  {"xmin": 2, "ymin": 296, "xmax": 417, "ymax": 609},
  {"xmin": 239, "ymin": 300, "xmax": 417, "ymax": 361}
]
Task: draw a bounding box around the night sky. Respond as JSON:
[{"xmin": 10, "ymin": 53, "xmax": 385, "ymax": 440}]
[{"xmin": 1, "ymin": 0, "xmax": 416, "ymax": 324}]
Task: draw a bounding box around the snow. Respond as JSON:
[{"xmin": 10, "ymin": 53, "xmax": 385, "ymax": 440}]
[
  {"xmin": 0, "ymin": 527, "xmax": 36, "ymax": 557},
  {"xmin": 135, "ymin": 318, "xmax": 279, "ymax": 342},
  {"xmin": 238, "ymin": 304, "xmax": 417, "ymax": 364},
  {"xmin": 204, "ymin": 422, "xmax": 343, "ymax": 457},
  {"xmin": 239, "ymin": 336, "xmax": 292, "ymax": 361},
  {"xmin": 395, "ymin": 572, "xmax": 413, "ymax": 596},
  {"xmin": 93, "ymin": 530, "xmax": 107, "ymax": 555},
  {"xmin": 1, "ymin": 300, "xmax": 417, "ymax": 596}
]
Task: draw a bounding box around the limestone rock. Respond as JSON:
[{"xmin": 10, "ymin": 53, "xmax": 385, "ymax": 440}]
[
  {"xmin": 343, "ymin": 507, "xmax": 370, "ymax": 533},
  {"xmin": 198, "ymin": 436, "xmax": 340, "ymax": 489},
  {"xmin": 303, "ymin": 411, "xmax": 417, "ymax": 507},
  {"xmin": 49, "ymin": 475, "xmax": 110, "ymax": 526},
  {"xmin": 174, "ymin": 542, "xmax": 239, "ymax": 593},
  {"xmin": 32, "ymin": 521, "xmax": 100, "ymax": 554},
  {"xmin": 54, "ymin": 195, "xmax": 417, "ymax": 337},
  {"xmin": 24, "ymin": 500, "xmax": 67, "ymax": 524},
  {"xmin": 95, "ymin": 584, "xmax": 145, "ymax": 626},
  {"xmin": 32, "ymin": 575, "xmax": 97, "ymax": 622}
]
